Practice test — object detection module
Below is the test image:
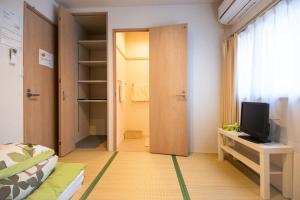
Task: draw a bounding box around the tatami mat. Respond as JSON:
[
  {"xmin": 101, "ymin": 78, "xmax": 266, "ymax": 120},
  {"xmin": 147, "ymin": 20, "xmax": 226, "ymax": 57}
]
[
  {"xmin": 88, "ymin": 152, "xmax": 182, "ymax": 200},
  {"xmin": 61, "ymin": 151, "xmax": 287, "ymax": 200},
  {"xmin": 117, "ymin": 138, "xmax": 149, "ymax": 152},
  {"xmin": 58, "ymin": 150, "xmax": 113, "ymax": 200},
  {"xmin": 176, "ymin": 153, "xmax": 286, "ymax": 200}
]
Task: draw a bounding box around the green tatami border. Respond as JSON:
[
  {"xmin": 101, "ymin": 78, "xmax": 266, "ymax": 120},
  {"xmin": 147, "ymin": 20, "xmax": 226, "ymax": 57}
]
[
  {"xmin": 172, "ymin": 155, "xmax": 191, "ymax": 200},
  {"xmin": 80, "ymin": 151, "xmax": 119, "ymax": 200}
]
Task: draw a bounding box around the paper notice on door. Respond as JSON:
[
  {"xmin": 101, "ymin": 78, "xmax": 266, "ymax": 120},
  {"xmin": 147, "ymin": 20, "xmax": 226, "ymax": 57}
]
[{"xmin": 39, "ymin": 49, "xmax": 54, "ymax": 68}]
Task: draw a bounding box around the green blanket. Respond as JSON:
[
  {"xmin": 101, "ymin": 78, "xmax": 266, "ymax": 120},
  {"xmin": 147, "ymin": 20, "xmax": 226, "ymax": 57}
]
[{"xmin": 27, "ymin": 162, "xmax": 85, "ymax": 200}]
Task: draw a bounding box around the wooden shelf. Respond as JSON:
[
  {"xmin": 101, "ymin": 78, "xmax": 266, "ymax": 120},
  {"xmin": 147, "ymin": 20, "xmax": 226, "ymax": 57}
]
[
  {"xmin": 78, "ymin": 80, "xmax": 107, "ymax": 84},
  {"xmin": 78, "ymin": 61, "xmax": 107, "ymax": 67},
  {"xmin": 218, "ymin": 128, "xmax": 294, "ymax": 199},
  {"xmin": 77, "ymin": 99, "xmax": 107, "ymax": 103},
  {"xmin": 78, "ymin": 40, "xmax": 106, "ymax": 50}
]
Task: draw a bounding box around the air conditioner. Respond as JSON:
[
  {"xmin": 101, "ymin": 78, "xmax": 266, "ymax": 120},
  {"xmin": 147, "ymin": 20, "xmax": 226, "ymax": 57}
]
[{"xmin": 218, "ymin": 0, "xmax": 261, "ymax": 25}]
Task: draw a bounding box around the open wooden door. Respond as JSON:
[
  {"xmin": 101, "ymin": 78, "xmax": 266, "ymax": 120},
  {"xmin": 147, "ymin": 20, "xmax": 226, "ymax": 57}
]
[
  {"xmin": 58, "ymin": 6, "xmax": 76, "ymax": 156},
  {"xmin": 149, "ymin": 24, "xmax": 189, "ymax": 156}
]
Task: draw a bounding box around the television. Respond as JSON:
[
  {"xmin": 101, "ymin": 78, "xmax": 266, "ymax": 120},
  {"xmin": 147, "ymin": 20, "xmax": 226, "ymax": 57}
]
[{"xmin": 239, "ymin": 102, "xmax": 270, "ymax": 143}]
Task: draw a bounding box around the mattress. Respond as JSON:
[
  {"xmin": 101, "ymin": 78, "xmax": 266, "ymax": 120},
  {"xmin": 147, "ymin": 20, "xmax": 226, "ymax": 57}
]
[{"xmin": 57, "ymin": 170, "xmax": 84, "ymax": 200}]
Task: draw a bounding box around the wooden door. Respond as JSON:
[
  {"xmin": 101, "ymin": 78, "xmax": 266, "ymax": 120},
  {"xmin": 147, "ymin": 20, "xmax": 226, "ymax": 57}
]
[
  {"xmin": 149, "ymin": 24, "xmax": 189, "ymax": 156},
  {"xmin": 58, "ymin": 6, "xmax": 77, "ymax": 156},
  {"xmin": 23, "ymin": 4, "xmax": 58, "ymax": 150}
]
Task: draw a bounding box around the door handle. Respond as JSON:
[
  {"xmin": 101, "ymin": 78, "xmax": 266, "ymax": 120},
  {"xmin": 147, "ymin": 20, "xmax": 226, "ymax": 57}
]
[
  {"xmin": 176, "ymin": 91, "xmax": 187, "ymax": 99},
  {"xmin": 27, "ymin": 89, "xmax": 40, "ymax": 98},
  {"xmin": 62, "ymin": 90, "xmax": 66, "ymax": 100}
]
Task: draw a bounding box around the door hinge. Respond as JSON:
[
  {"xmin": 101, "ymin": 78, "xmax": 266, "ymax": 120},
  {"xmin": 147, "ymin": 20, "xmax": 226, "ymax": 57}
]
[
  {"xmin": 58, "ymin": 17, "xmax": 61, "ymax": 21},
  {"xmin": 58, "ymin": 141, "xmax": 61, "ymax": 146}
]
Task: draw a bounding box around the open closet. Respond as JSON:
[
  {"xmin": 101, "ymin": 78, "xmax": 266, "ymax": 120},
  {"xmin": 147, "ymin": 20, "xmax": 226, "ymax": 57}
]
[{"xmin": 58, "ymin": 7, "xmax": 108, "ymax": 156}]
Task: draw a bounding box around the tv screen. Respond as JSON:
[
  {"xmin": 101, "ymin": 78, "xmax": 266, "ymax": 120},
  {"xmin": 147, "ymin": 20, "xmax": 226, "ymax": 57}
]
[{"xmin": 240, "ymin": 102, "xmax": 270, "ymax": 142}]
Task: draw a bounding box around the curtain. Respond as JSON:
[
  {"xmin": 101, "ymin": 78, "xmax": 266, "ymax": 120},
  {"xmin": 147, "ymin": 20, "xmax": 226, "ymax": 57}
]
[
  {"xmin": 236, "ymin": 0, "xmax": 300, "ymax": 151},
  {"xmin": 220, "ymin": 34, "xmax": 238, "ymax": 127}
]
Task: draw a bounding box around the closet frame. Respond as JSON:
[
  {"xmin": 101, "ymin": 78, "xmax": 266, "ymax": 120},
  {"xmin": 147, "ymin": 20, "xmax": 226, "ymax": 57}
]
[
  {"xmin": 75, "ymin": 12, "xmax": 109, "ymax": 148},
  {"xmin": 58, "ymin": 8, "xmax": 109, "ymax": 156}
]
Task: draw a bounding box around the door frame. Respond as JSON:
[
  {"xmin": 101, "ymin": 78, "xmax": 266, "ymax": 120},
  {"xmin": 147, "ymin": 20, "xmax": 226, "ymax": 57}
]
[
  {"xmin": 112, "ymin": 28, "xmax": 149, "ymax": 151},
  {"xmin": 23, "ymin": 2, "xmax": 58, "ymax": 148}
]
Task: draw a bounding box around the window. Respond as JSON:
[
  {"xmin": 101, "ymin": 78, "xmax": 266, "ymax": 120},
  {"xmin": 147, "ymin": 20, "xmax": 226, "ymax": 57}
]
[
  {"xmin": 237, "ymin": 0, "xmax": 300, "ymax": 102},
  {"xmin": 236, "ymin": 0, "xmax": 300, "ymax": 149}
]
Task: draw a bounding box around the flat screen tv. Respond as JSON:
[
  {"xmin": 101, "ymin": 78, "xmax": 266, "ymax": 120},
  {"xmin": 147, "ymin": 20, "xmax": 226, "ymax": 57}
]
[{"xmin": 239, "ymin": 102, "xmax": 270, "ymax": 143}]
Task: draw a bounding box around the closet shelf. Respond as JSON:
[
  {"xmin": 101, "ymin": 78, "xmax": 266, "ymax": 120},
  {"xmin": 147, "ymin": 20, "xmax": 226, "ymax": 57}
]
[
  {"xmin": 78, "ymin": 80, "xmax": 107, "ymax": 84},
  {"xmin": 78, "ymin": 40, "xmax": 106, "ymax": 50},
  {"xmin": 78, "ymin": 61, "xmax": 107, "ymax": 67},
  {"xmin": 77, "ymin": 99, "xmax": 107, "ymax": 103}
]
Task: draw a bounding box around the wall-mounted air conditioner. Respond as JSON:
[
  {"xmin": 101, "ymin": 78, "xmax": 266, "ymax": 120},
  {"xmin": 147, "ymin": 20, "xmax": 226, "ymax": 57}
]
[{"xmin": 218, "ymin": 0, "xmax": 261, "ymax": 25}]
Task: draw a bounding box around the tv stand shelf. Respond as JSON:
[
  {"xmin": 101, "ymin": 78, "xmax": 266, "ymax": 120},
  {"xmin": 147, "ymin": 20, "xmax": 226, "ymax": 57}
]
[{"xmin": 217, "ymin": 128, "xmax": 293, "ymax": 200}]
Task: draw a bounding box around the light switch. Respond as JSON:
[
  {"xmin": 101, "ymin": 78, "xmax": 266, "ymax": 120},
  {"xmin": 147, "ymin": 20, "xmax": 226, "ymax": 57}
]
[{"xmin": 9, "ymin": 48, "xmax": 17, "ymax": 65}]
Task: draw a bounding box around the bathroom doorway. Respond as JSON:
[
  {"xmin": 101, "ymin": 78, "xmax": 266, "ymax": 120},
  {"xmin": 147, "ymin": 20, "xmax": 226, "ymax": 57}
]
[
  {"xmin": 113, "ymin": 25, "xmax": 189, "ymax": 156},
  {"xmin": 114, "ymin": 30, "xmax": 150, "ymax": 152}
]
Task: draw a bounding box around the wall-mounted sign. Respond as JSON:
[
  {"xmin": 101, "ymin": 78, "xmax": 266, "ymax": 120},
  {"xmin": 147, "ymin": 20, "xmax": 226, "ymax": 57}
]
[{"xmin": 39, "ymin": 49, "xmax": 54, "ymax": 68}]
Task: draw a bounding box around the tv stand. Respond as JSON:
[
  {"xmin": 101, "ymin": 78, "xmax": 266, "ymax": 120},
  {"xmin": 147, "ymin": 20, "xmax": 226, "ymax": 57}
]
[
  {"xmin": 218, "ymin": 128, "xmax": 293, "ymax": 199},
  {"xmin": 238, "ymin": 135, "xmax": 270, "ymax": 143}
]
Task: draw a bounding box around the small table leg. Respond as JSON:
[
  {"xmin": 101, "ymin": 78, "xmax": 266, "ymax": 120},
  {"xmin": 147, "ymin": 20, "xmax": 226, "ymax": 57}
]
[
  {"xmin": 282, "ymin": 153, "xmax": 293, "ymax": 198},
  {"xmin": 218, "ymin": 134, "xmax": 224, "ymax": 161},
  {"xmin": 260, "ymin": 152, "xmax": 270, "ymax": 199}
]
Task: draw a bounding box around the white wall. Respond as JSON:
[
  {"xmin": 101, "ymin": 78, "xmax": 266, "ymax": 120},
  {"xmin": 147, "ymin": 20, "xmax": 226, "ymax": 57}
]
[
  {"xmin": 0, "ymin": 1, "xmax": 224, "ymax": 153},
  {"xmin": 70, "ymin": 3, "xmax": 224, "ymax": 152},
  {"xmin": 0, "ymin": 0, "xmax": 57, "ymax": 144}
]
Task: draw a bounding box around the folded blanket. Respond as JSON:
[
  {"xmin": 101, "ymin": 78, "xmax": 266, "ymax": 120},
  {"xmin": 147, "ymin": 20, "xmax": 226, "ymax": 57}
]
[
  {"xmin": 27, "ymin": 162, "xmax": 85, "ymax": 200},
  {"xmin": 0, "ymin": 144, "xmax": 54, "ymax": 179},
  {"xmin": 0, "ymin": 156, "xmax": 58, "ymax": 200}
]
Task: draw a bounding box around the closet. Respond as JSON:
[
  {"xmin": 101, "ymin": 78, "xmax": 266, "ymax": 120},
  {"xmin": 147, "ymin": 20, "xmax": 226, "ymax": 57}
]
[{"xmin": 58, "ymin": 7, "xmax": 108, "ymax": 156}]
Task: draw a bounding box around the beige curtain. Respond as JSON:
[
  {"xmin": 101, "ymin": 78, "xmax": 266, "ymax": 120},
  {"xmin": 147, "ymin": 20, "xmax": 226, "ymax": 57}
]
[{"xmin": 220, "ymin": 34, "xmax": 238, "ymax": 127}]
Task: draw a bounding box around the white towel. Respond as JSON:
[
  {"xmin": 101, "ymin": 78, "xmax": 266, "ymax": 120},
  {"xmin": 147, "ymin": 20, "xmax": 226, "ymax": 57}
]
[{"xmin": 131, "ymin": 84, "xmax": 149, "ymax": 102}]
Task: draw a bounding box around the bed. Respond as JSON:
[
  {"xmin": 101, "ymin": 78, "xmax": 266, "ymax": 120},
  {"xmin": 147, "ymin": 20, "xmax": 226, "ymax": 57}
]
[{"xmin": 0, "ymin": 144, "xmax": 85, "ymax": 200}]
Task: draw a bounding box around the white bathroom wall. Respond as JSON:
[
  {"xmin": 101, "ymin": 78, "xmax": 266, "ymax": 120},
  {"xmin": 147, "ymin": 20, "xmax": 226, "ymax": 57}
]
[
  {"xmin": 124, "ymin": 32, "xmax": 149, "ymax": 137},
  {"xmin": 116, "ymin": 32, "xmax": 127, "ymax": 146},
  {"xmin": 116, "ymin": 32, "xmax": 149, "ymax": 147}
]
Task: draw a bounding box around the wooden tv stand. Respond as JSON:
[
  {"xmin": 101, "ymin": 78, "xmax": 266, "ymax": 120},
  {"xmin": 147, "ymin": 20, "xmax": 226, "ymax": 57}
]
[{"xmin": 217, "ymin": 128, "xmax": 293, "ymax": 199}]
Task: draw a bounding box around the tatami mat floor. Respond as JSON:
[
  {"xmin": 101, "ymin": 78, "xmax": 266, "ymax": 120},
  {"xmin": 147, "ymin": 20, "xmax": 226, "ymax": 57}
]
[
  {"xmin": 59, "ymin": 150, "xmax": 285, "ymax": 200},
  {"xmin": 117, "ymin": 137, "xmax": 149, "ymax": 152},
  {"xmin": 59, "ymin": 150, "xmax": 113, "ymax": 199}
]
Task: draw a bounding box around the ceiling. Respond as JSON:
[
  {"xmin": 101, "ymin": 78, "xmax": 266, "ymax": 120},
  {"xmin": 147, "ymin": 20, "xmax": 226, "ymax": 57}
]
[{"xmin": 56, "ymin": 0, "xmax": 220, "ymax": 9}]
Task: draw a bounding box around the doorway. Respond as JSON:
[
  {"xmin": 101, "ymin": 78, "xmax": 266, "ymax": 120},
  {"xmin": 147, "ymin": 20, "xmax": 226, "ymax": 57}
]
[
  {"xmin": 114, "ymin": 24, "xmax": 189, "ymax": 156},
  {"xmin": 114, "ymin": 30, "xmax": 150, "ymax": 152}
]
